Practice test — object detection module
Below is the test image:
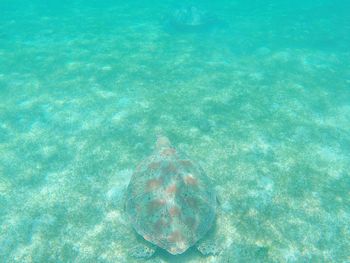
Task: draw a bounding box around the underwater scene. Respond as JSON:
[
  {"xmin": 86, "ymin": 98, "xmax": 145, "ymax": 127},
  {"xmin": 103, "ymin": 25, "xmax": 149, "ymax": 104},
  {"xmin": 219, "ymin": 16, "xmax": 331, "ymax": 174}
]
[{"xmin": 0, "ymin": 0, "xmax": 349, "ymax": 262}]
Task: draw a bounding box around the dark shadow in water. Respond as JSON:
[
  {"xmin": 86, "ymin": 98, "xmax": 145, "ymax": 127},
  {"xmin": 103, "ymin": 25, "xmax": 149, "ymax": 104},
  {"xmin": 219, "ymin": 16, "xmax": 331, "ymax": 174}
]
[{"xmin": 162, "ymin": 5, "xmax": 227, "ymax": 35}]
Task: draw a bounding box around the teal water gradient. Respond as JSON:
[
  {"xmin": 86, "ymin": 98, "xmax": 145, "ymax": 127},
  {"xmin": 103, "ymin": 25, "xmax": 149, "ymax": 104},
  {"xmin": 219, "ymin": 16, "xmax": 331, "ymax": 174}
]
[{"xmin": 0, "ymin": 0, "xmax": 349, "ymax": 262}]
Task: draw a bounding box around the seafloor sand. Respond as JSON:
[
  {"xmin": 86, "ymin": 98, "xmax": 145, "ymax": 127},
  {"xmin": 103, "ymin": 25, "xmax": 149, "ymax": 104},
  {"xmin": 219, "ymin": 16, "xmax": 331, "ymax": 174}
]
[{"xmin": 0, "ymin": 1, "xmax": 349, "ymax": 262}]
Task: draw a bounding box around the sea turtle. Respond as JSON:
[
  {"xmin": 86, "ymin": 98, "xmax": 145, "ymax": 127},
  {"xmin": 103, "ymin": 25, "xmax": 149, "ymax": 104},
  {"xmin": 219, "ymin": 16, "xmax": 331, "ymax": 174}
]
[
  {"xmin": 125, "ymin": 136, "xmax": 218, "ymax": 258},
  {"xmin": 166, "ymin": 6, "xmax": 219, "ymax": 32}
]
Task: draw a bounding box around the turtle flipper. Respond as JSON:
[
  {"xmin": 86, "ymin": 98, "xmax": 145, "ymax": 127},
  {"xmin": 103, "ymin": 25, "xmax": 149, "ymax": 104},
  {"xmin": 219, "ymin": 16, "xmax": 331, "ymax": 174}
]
[
  {"xmin": 196, "ymin": 238, "xmax": 221, "ymax": 256},
  {"xmin": 130, "ymin": 243, "xmax": 156, "ymax": 259},
  {"xmin": 195, "ymin": 219, "xmax": 223, "ymax": 256}
]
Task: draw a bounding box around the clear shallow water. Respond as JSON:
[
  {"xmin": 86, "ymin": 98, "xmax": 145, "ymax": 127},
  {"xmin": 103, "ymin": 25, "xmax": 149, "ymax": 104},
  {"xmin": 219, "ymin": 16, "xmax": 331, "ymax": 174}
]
[{"xmin": 0, "ymin": 0, "xmax": 349, "ymax": 262}]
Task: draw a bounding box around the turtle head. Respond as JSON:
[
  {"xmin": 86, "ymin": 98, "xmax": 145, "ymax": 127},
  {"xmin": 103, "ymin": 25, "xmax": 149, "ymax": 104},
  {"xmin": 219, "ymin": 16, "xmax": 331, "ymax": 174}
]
[{"xmin": 156, "ymin": 135, "xmax": 171, "ymax": 150}]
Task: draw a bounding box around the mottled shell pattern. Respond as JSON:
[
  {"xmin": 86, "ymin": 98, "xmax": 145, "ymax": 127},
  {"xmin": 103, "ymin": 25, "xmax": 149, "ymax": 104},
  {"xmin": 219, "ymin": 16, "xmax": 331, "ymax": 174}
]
[{"xmin": 125, "ymin": 136, "xmax": 216, "ymax": 255}]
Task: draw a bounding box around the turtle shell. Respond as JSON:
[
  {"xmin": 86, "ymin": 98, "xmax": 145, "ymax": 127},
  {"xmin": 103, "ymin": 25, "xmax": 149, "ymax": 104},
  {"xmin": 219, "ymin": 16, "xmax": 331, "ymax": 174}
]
[{"xmin": 125, "ymin": 137, "xmax": 216, "ymax": 255}]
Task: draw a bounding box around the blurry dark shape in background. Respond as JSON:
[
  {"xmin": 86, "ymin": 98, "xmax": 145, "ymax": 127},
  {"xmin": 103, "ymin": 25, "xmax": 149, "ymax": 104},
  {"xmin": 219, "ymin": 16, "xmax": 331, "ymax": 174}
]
[{"xmin": 164, "ymin": 6, "xmax": 224, "ymax": 33}]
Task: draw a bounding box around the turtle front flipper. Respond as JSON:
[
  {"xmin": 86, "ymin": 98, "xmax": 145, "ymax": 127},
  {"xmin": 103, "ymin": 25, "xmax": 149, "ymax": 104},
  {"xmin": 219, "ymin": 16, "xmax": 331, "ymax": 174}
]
[{"xmin": 130, "ymin": 242, "xmax": 157, "ymax": 259}]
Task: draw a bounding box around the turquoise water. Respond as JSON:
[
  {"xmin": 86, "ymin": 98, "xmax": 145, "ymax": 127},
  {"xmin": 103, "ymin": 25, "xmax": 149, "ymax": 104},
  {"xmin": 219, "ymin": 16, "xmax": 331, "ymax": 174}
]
[{"xmin": 1, "ymin": 0, "xmax": 349, "ymax": 262}]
